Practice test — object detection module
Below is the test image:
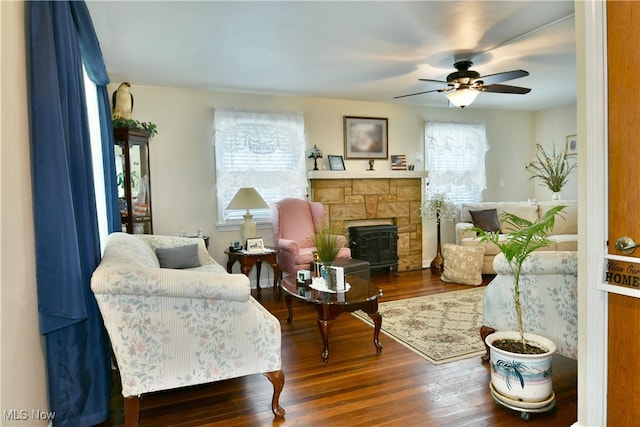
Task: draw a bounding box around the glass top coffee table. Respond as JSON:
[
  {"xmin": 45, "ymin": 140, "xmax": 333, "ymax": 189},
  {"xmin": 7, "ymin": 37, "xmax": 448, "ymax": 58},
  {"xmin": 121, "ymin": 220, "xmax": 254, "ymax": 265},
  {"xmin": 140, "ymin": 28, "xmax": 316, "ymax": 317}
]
[{"xmin": 280, "ymin": 274, "xmax": 383, "ymax": 363}]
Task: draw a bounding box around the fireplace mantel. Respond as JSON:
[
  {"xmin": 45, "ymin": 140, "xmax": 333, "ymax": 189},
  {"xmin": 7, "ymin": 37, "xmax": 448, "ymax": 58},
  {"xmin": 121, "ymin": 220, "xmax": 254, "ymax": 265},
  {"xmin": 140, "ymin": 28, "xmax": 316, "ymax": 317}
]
[{"xmin": 307, "ymin": 170, "xmax": 428, "ymax": 180}]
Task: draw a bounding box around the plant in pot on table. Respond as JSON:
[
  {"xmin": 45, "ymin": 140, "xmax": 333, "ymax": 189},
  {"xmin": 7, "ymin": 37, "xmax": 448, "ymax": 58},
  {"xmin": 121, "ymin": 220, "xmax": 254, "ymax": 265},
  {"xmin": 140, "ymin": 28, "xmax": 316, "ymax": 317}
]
[
  {"xmin": 525, "ymin": 142, "xmax": 576, "ymax": 200},
  {"xmin": 310, "ymin": 223, "xmax": 345, "ymax": 291},
  {"xmin": 421, "ymin": 192, "xmax": 456, "ymax": 274},
  {"xmin": 470, "ymin": 205, "xmax": 565, "ymax": 412}
]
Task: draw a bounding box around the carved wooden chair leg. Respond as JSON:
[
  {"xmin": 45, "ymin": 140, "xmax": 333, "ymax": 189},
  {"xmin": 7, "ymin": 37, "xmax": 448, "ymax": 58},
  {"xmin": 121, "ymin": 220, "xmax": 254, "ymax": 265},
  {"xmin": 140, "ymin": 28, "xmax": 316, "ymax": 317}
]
[
  {"xmin": 264, "ymin": 370, "xmax": 286, "ymax": 419},
  {"xmin": 480, "ymin": 325, "xmax": 496, "ymax": 363},
  {"xmin": 124, "ymin": 396, "xmax": 141, "ymax": 427}
]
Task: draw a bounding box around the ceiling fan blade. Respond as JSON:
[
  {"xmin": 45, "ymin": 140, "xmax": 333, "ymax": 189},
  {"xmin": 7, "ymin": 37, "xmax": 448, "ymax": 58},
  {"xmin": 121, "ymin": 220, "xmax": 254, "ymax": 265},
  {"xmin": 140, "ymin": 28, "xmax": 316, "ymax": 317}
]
[
  {"xmin": 418, "ymin": 78, "xmax": 449, "ymax": 84},
  {"xmin": 481, "ymin": 84, "xmax": 531, "ymax": 94},
  {"xmin": 477, "ymin": 69, "xmax": 529, "ymax": 85},
  {"xmin": 393, "ymin": 88, "xmax": 449, "ymax": 99}
]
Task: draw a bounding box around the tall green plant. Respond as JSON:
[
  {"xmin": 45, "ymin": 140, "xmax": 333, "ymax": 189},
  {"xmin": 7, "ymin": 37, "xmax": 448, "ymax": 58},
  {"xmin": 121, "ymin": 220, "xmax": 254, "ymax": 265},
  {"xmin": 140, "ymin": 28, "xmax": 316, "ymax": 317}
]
[
  {"xmin": 310, "ymin": 223, "xmax": 345, "ymax": 264},
  {"xmin": 470, "ymin": 205, "xmax": 565, "ymax": 351},
  {"xmin": 525, "ymin": 143, "xmax": 576, "ymax": 193}
]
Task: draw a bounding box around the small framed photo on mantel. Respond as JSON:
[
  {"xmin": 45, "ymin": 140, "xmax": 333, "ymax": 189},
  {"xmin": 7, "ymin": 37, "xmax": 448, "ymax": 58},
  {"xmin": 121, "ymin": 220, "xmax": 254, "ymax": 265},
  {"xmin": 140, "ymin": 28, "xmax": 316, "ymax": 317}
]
[
  {"xmin": 391, "ymin": 154, "xmax": 407, "ymax": 170},
  {"xmin": 344, "ymin": 116, "xmax": 388, "ymax": 159},
  {"xmin": 328, "ymin": 155, "xmax": 346, "ymax": 170}
]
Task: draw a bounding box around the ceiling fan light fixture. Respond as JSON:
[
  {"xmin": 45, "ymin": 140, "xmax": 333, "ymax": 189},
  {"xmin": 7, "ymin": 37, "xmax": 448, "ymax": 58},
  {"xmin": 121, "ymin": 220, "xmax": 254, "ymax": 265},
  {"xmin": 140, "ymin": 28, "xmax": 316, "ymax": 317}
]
[{"xmin": 446, "ymin": 88, "xmax": 479, "ymax": 108}]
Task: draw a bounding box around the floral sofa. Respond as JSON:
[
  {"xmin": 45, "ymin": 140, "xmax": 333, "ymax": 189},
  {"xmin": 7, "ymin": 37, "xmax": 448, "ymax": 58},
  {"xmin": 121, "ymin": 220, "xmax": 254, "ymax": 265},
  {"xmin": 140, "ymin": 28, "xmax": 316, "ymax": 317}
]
[
  {"xmin": 480, "ymin": 251, "xmax": 578, "ymax": 360},
  {"xmin": 456, "ymin": 200, "xmax": 577, "ymax": 274},
  {"xmin": 91, "ymin": 233, "xmax": 285, "ymax": 424}
]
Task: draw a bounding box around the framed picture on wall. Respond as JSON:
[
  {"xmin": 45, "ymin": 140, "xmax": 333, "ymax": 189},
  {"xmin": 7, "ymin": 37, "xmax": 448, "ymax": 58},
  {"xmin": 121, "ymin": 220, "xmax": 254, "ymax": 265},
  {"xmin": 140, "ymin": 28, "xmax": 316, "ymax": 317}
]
[
  {"xmin": 566, "ymin": 134, "xmax": 577, "ymax": 153},
  {"xmin": 344, "ymin": 116, "xmax": 388, "ymax": 159}
]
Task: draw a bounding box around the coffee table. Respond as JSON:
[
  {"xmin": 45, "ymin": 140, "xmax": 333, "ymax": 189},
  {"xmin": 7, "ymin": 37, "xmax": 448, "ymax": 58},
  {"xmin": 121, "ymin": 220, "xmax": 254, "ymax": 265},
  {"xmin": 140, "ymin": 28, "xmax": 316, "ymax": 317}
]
[{"xmin": 280, "ymin": 274, "xmax": 383, "ymax": 363}]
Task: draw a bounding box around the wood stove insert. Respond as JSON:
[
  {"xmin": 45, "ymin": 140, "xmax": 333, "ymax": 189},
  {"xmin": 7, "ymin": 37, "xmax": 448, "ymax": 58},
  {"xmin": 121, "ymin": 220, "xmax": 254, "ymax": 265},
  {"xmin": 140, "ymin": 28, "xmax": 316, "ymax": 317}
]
[{"xmin": 348, "ymin": 225, "xmax": 398, "ymax": 274}]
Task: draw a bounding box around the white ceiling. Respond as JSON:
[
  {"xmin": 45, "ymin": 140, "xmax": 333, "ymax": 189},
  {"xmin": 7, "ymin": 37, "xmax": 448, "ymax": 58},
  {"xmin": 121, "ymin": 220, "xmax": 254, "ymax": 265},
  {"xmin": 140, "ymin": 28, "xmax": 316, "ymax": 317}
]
[{"xmin": 87, "ymin": 1, "xmax": 576, "ymax": 111}]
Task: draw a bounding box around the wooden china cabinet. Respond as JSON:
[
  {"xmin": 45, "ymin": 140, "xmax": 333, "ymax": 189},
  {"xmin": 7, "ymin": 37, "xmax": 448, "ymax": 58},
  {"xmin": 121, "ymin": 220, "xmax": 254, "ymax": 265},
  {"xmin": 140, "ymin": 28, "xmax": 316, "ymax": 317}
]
[{"xmin": 114, "ymin": 127, "xmax": 153, "ymax": 234}]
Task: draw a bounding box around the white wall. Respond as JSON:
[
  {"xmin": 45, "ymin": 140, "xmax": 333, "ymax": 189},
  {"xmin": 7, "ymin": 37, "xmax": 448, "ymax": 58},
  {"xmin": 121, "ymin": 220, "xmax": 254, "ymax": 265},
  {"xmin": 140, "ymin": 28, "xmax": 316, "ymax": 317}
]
[
  {"xmin": 109, "ymin": 83, "xmax": 539, "ymax": 270},
  {"xmin": 1, "ymin": 1, "xmax": 50, "ymax": 425},
  {"xmin": 533, "ymin": 103, "xmax": 578, "ymax": 201}
]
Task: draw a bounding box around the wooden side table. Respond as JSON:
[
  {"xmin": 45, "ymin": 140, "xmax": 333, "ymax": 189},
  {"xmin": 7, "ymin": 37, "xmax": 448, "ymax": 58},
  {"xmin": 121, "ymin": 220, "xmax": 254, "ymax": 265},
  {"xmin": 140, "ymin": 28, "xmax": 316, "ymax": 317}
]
[{"xmin": 225, "ymin": 248, "xmax": 279, "ymax": 298}]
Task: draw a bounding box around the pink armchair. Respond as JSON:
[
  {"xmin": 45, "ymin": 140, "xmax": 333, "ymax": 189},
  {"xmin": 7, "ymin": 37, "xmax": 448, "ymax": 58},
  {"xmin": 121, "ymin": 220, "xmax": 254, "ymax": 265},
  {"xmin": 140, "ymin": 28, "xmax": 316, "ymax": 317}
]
[{"xmin": 271, "ymin": 198, "xmax": 350, "ymax": 276}]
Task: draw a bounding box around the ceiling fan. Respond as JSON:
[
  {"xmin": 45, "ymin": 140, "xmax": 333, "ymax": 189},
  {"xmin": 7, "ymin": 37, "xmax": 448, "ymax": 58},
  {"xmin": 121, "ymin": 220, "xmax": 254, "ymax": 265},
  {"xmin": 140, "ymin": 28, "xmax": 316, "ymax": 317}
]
[{"xmin": 394, "ymin": 60, "xmax": 531, "ymax": 108}]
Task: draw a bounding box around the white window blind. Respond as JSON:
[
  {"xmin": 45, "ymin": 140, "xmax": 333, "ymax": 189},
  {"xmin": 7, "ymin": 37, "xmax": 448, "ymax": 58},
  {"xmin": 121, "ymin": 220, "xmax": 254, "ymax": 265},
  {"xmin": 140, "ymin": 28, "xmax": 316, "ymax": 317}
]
[
  {"xmin": 214, "ymin": 109, "xmax": 307, "ymax": 224},
  {"xmin": 424, "ymin": 122, "xmax": 488, "ymax": 204}
]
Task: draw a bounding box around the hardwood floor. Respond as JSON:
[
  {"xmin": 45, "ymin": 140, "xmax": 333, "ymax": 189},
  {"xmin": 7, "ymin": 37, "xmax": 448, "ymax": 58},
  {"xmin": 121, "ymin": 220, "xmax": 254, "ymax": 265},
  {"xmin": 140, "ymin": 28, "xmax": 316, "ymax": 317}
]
[{"xmin": 98, "ymin": 269, "xmax": 577, "ymax": 426}]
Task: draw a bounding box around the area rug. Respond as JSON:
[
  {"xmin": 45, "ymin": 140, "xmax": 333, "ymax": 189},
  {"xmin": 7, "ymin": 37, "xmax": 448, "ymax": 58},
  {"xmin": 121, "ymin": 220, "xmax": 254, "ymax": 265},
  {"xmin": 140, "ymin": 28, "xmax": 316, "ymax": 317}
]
[{"xmin": 352, "ymin": 287, "xmax": 485, "ymax": 365}]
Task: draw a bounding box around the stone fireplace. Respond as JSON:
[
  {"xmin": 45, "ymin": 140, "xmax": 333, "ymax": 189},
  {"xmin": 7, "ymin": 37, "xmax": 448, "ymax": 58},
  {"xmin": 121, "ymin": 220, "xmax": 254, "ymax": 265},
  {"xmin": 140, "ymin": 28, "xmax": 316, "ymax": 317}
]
[{"xmin": 308, "ymin": 171, "xmax": 427, "ymax": 271}]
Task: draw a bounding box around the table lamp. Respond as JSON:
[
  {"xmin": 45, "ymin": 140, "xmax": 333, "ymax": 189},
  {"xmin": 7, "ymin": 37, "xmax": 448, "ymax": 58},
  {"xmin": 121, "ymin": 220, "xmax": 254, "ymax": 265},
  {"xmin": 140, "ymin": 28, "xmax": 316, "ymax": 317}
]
[
  {"xmin": 307, "ymin": 144, "xmax": 323, "ymax": 171},
  {"xmin": 226, "ymin": 187, "xmax": 269, "ymax": 245}
]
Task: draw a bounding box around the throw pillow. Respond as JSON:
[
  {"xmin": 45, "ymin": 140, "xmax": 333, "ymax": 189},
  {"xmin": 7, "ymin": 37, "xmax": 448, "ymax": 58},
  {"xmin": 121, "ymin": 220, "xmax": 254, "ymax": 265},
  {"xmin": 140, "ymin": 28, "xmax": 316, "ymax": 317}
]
[
  {"xmin": 441, "ymin": 243, "xmax": 485, "ymax": 286},
  {"xmin": 470, "ymin": 208, "xmax": 501, "ymax": 233},
  {"xmin": 156, "ymin": 244, "xmax": 201, "ymax": 269}
]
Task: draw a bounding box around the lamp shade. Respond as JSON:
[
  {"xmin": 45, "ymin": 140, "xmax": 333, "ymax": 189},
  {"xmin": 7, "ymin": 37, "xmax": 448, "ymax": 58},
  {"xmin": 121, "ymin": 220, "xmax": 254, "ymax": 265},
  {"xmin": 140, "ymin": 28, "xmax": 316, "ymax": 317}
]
[
  {"xmin": 226, "ymin": 187, "xmax": 269, "ymax": 211},
  {"xmin": 446, "ymin": 88, "xmax": 480, "ymax": 108},
  {"xmin": 226, "ymin": 188, "xmax": 269, "ymax": 245},
  {"xmin": 307, "ymin": 144, "xmax": 323, "ymax": 159}
]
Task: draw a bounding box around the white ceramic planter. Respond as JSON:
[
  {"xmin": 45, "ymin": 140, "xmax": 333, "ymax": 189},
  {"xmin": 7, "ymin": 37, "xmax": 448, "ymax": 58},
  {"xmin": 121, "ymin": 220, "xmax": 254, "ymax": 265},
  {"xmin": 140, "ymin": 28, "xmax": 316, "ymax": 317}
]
[{"xmin": 485, "ymin": 331, "xmax": 556, "ymax": 403}]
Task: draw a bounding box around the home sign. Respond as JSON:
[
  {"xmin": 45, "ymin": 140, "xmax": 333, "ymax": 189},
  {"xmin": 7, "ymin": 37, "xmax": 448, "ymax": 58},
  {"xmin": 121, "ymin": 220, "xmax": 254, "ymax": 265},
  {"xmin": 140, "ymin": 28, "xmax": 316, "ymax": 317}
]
[{"xmin": 604, "ymin": 259, "xmax": 640, "ymax": 287}]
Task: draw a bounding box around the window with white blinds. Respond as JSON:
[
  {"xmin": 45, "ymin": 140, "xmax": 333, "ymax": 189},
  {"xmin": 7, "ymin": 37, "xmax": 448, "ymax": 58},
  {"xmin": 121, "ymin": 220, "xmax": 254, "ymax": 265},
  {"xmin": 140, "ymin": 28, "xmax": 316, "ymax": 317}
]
[
  {"xmin": 214, "ymin": 109, "xmax": 307, "ymax": 224},
  {"xmin": 424, "ymin": 122, "xmax": 488, "ymax": 204}
]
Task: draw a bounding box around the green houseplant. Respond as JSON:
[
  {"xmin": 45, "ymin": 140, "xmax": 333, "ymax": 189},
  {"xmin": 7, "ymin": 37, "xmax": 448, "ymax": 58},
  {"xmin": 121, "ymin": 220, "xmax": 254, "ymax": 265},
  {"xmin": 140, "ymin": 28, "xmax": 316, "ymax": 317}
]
[
  {"xmin": 471, "ymin": 205, "xmax": 565, "ymax": 351},
  {"xmin": 470, "ymin": 205, "xmax": 565, "ymax": 405},
  {"xmin": 310, "ymin": 223, "xmax": 346, "ymax": 290},
  {"xmin": 310, "ymin": 223, "xmax": 345, "ymax": 266},
  {"xmin": 112, "ymin": 118, "xmax": 158, "ymax": 136},
  {"xmin": 525, "ymin": 142, "xmax": 576, "ymax": 197}
]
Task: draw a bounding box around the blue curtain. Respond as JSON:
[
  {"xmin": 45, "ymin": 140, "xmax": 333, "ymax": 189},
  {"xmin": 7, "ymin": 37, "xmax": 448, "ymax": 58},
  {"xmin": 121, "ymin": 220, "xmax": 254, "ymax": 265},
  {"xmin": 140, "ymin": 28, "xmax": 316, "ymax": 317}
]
[
  {"xmin": 69, "ymin": 2, "xmax": 121, "ymax": 233},
  {"xmin": 27, "ymin": 2, "xmax": 113, "ymax": 425},
  {"xmin": 98, "ymin": 85, "xmax": 121, "ymax": 232}
]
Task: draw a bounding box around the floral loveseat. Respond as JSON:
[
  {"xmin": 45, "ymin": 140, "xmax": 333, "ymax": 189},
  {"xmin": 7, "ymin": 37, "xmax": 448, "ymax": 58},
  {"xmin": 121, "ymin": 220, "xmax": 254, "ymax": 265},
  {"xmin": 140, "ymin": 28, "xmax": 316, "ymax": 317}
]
[
  {"xmin": 480, "ymin": 251, "xmax": 578, "ymax": 360},
  {"xmin": 456, "ymin": 200, "xmax": 577, "ymax": 274},
  {"xmin": 91, "ymin": 233, "xmax": 285, "ymax": 425}
]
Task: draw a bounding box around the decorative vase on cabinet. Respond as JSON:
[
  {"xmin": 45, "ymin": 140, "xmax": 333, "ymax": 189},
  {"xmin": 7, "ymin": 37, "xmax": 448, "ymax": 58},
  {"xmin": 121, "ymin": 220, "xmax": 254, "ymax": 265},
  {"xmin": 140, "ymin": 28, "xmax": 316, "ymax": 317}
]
[{"xmin": 114, "ymin": 127, "xmax": 153, "ymax": 234}]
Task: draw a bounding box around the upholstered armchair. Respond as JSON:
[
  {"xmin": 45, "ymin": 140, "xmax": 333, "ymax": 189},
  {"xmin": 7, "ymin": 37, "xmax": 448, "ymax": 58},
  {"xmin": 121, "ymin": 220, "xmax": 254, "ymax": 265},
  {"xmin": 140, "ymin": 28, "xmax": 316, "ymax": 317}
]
[
  {"xmin": 91, "ymin": 233, "xmax": 285, "ymax": 425},
  {"xmin": 271, "ymin": 198, "xmax": 350, "ymax": 276}
]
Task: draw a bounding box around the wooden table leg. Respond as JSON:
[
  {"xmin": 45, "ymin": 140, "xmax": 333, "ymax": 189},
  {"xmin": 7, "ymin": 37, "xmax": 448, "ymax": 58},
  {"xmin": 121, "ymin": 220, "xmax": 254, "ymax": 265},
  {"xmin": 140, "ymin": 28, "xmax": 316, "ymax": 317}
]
[
  {"xmin": 271, "ymin": 262, "xmax": 280, "ymax": 298},
  {"xmin": 226, "ymin": 258, "xmax": 235, "ymax": 273},
  {"xmin": 255, "ymin": 261, "xmax": 262, "ymax": 296},
  {"xmin": 285, "ymin": 294, "xmax": 293, "ymax": 324},
  {"xmin": 317, "ymin": 317, "xmax": 334, "ymax": 363},
  {"xmin": 367, "ymin": 311, "xmax": 383, "ymax": 353}
]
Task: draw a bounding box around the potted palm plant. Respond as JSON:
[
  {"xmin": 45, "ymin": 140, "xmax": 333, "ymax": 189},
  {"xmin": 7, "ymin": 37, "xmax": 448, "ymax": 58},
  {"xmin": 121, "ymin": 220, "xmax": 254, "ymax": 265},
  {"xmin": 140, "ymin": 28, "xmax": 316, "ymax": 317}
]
[
  {"xmin": 525, "ymin": 142, "xmax": 576, "ymax": 200},
  {"xmin": 470, "ymin": 205, "xmax": 565, "ymax": 405}
]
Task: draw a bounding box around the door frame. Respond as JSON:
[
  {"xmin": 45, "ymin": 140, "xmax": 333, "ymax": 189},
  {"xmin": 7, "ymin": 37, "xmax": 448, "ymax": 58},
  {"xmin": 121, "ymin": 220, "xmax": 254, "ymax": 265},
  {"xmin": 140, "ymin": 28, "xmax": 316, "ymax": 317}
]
[{"xmin": 579, "ymin": 1, "xmax": 608, "ymax": 426}]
